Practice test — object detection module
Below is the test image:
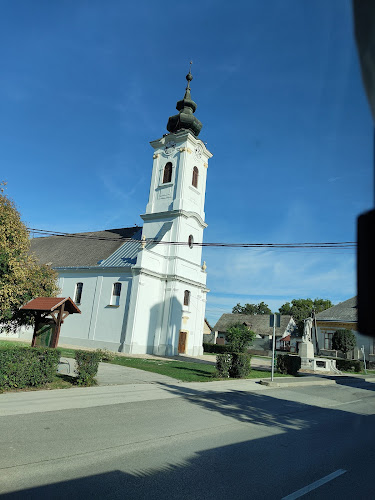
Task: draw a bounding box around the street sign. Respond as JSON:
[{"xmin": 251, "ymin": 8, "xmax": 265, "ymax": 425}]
[{"xmin": 269, "ymin": 314, "xmax": 281, "ymax": 328}]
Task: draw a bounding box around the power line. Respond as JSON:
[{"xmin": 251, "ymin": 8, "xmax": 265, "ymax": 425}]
[{"xmin": 27, "ymin": 227, "xmax": 356, "ymax": 250}]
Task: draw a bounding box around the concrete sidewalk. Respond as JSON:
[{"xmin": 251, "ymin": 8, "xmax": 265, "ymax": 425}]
[{"xmin": 0, "ymin": 371, "xmax": 357, "ymax": 418}]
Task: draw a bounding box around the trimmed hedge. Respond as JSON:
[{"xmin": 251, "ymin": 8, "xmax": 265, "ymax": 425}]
[
  {"xmin": 75, "ymin": 350, "xmax": 101, "ymax": 386},
  {"xmin": 203, "ymin": 343, "xmax": 232, "ymax": 354},
  {"xmin": 0, "ymin": 346, "xmax": 61, "ymax": 389},
  {"xmin": 277, "ymin": 354, "xmax": 301, "ymax": 375},
  {"xmin": 216, "ymin": 352, "xmax": 252, "ymax": 378},
  {"xmin": 216, "ymin": 353, "xmax": 232, "ymax": 377},
  {"xmin": 230, "ymin": 353, "xmax": 252, "ymax": 378},
  {"xmin": 336, "ymin": 359, "xmax": 363, "ymax": 373},
  {"xmin": 95, "ymin": 348, "xmax": 115, "ymax": 362}
]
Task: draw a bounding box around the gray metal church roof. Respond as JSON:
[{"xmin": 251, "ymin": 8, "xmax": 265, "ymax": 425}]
[
  {"xmin": 314, "ymin": 297, "xmax": 357, "ymax": 322},
  {"xmin": 213, "ymin": 314, "xmax": 294, "ymax": 337},
  {"xmin": 30, "ymin": 227, "xmax": 142, "ymax": 268}
]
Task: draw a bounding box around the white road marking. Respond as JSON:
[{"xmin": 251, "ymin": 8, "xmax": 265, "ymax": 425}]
[{"xmin": 281, "ymin": 469, "xmax": 347, "ymax": 500}]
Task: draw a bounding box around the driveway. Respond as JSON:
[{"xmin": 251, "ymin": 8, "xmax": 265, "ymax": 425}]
[
  {"xmin": 58, "ymin": 354, "xmax": 273, "ymax": 387},
  {"xmin": 58, "ymin": 358, "xmax": 178, "ymax": 385}
]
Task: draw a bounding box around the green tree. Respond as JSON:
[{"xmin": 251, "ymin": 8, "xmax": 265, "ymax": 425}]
[
  {"xmin": 232, "ymin": 301, "xmax": 272, "ymax": 315},
  {"xmin": 332, "ymin": 329, "xmax": 356, "ymax": 354},
  {"xmin": 0, "ymin": 183, "xmax": 59, "ymax": 331},
  {"xmin": 226, "ymin": 323, "xmax": 256, "ymax": 353},
  {"xmin": 278, "ymin": 298, "xmax": 332, "ymax": 335}
]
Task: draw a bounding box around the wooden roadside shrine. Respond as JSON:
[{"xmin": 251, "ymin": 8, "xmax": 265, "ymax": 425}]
[{"xmin": 20, "ymin": 297, "xmax": 81, "ymax": 348}]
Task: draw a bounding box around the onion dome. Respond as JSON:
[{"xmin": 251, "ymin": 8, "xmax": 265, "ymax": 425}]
[{"xmin": 167, "ymin": 69, "xmax": 203, "ymax": 137}]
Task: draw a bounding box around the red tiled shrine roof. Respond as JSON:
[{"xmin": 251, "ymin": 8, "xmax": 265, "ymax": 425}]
[{"xmin": 21, "ymin": 297, "xmax": 81, "ymax": 314}]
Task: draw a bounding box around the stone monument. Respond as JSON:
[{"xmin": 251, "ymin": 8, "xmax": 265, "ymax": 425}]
[
  {"xmin": 299, "ymin": 317, "xmax": 315, "ymax": 359},
  {"xmin": 299, "ymin": 316, "xmax": 339, "ymax": 373}
]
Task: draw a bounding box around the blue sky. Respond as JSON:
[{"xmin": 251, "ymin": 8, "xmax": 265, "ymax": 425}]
[{"xmin": 1, "ymin": 0, "xmax": 373, "ymax": 325}]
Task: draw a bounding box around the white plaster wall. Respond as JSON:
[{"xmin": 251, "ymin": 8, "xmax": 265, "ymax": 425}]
[
  {"xmin": 157, "ymin": 281, "xmax": 205, "ymax": 356},
  {"xmin": 57, "ymin": 269, "xmax": 133, "ymax": 351},
  {"xmin": 123, "ymin": 272, "xmax": 165, "ymax": 354}
]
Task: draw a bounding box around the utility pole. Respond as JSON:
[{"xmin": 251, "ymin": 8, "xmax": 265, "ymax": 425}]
[{"xmin": 270, "ymin": 313, "xmax": 280, "ymax": 381}]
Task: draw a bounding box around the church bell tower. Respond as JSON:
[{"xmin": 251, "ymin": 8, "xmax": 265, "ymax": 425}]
[{"xmin": 123, "ymin": 69, "xmax": 212, "ymax": 356}]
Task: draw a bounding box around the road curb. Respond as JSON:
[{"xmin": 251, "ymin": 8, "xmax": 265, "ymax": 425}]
[{"xmin": 259, "ymin": 378, "xmax": 337, "ymax": 388}]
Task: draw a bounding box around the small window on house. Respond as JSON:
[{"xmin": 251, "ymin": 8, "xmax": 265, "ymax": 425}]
[
  {"xmin": 111, "ymin": 283, "xmax": 122, "ymax": 306},
  {"xmin": 163, "ymin": 162, "xmax": 172, "ymax": 183},
  {"xmin": 188, "ymin": 234, "xmax": 194, "ymax": 249},
  {"xmin": 192, "ymin": 166, "xmax": 198, "ymax": 188},
  {"xmin": 324, "ymin": 332, "xmax": 333, "ymax": 350},
  {"xmin": 184, "ymin": 290, "xmax": 190, "ymax": 306},
  {"xmin": 74, "ymin": 283, "xmax": 83, "ymax": 304}
]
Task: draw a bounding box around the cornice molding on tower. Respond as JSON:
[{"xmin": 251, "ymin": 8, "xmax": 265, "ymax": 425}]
[
  {"xmin": 131, "ymin": 265, "xmax": 208, "ymax": 290},
  {"xmin": 140, "ymin": 209, "xmax": 208, "ymax": 228},
  {"xmin": 150, "ymin": 131, "xmax": 213, "ymax": 159}
]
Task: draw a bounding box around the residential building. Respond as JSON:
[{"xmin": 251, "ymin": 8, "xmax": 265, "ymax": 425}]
[
  {"xmin": 314, "ymin": 296, "xmax": 375, "ymax": 361},
  {"xmin": 211, "ymin": 314, "xmax": 296, "ymax": 355}
]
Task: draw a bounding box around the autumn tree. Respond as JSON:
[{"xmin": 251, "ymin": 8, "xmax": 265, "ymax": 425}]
[
  {"xmin": 232, "ymin": 301, "xmax": 272, "ymax": 315},
  {"xmin": 279, "ymin": 298, "xmax": 332, "ymax": 335},
  {"xmin": 0, "ymin": 183, "xmax": 59, "ymax": 331}
]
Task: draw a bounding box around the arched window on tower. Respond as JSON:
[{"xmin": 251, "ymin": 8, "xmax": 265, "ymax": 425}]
[
  {"xmin": 163, "ymin": 162, "xmax": 172, "ymax": 183},
  {"xmin": 192, "ymin": 166, "xmax": 199, "ymax": 188},
  {"xmin": 184, "ymin": 290, "xmax": 190, "ymax": 307}
]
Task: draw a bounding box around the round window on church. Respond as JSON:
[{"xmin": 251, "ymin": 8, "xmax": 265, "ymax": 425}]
[{"xmin": 188, "ymin": 235, "xmax": 194, "ymax": 249}]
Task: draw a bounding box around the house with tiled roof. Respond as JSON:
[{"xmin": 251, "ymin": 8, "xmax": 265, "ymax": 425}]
[
  {"xmin": 211, "ymin": 314, "xmax": 296, "ymax": 355},
  {"xmin": 314, "ymin": 297, "xmax": 375, "ymax": 360},
  {"xmin": 4, "ymin": 71, "xmax": 212, "ymax": 356}
]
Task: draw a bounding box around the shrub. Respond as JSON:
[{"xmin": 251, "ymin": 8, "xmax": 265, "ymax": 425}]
[
  {"xmin": 95, "ymin": 348, "xmax": 115, "ymax": 362},
  {"xmin": 226, "ymin": 323, "xmax": 256, "ymax": 353},
  {"xmin": 0, "ymin": 346, "xmax": 61, "ymax": 389},
  {"xmin": 332, "ymin": 329, "xmax": 356, "ymax": 354},
  {"xmin": 229, "ymin": 353, "xmax": 252, "ymax": 378},
  {"xmin": 215, "ymin": 353, "xmax": 232, "ymax": 377},
  {"xmin": 277, "ymin": 354, "xmax": 301, "ymax": 375},
  {"xmin": 75, "ymin": 350, "xmax": 101, "ymax": 386},
  {"xmin": 203, "ymin": 343, "xmax": 232, "ymax": 354},
  {"xmin": 336, "ymin": 359, "xmax": 363, "ymax": 373},
  {"xmin": 215, "ymin": 352, "xmax": 252, "ymax": 378}
]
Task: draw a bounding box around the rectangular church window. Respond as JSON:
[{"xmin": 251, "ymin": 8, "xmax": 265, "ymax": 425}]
[
  {"xmin": 74, "ymin": 283, "xmax": 83, "ymax": 304},
  {"xmin": 111, "ymin": 283, "xmax": 122, "ymax": 306}
]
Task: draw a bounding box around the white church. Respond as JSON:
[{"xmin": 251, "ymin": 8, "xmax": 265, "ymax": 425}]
[{"xmin": 23, "ymin": 71, "xmax": 212, "ymax": 355}]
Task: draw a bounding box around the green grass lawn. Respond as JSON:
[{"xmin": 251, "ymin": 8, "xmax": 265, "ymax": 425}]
[
  {"xmin": 203, "ymin": 352, "xmax": 272, "ymax": 359},
  {"xmin": 0, "ymin": 339, "xmax": 30, "ymax": 348},
  {"xmin": 0, "ymin": 339, "xmax": 287, "ymax": 383},
  {"xmin": 109, "ymin": 356, "xmax": 286, "ymax": 382}
]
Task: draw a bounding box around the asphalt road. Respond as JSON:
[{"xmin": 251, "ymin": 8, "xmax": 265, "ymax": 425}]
[{"xmin": 0, "ymin": 377, "xmax": 374, "ymax": 499}]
